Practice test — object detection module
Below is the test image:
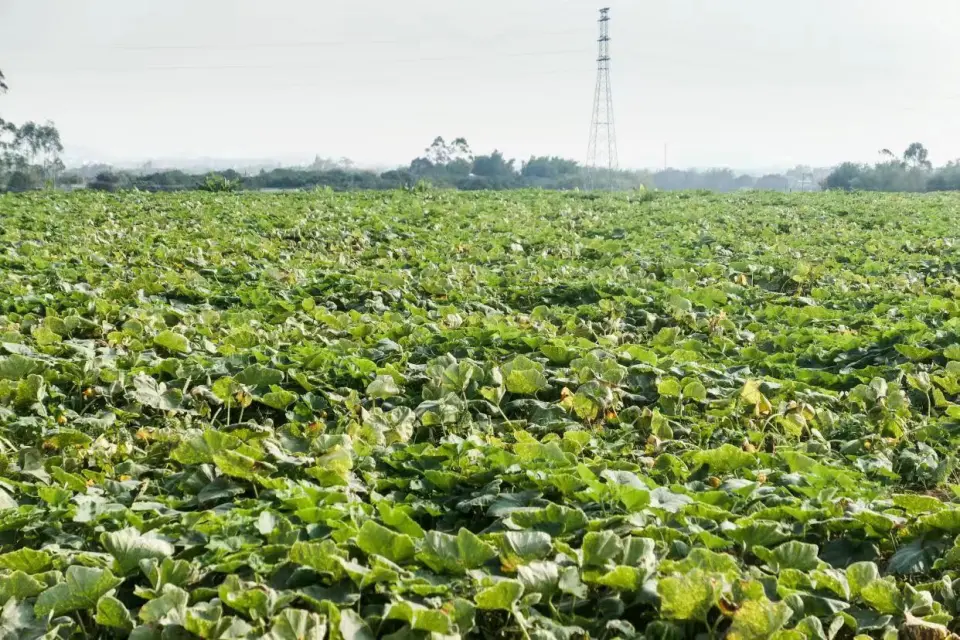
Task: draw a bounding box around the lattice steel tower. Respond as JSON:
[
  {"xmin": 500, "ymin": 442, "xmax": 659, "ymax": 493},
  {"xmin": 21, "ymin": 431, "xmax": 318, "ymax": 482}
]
[{"xmin": 586, "ymin": 7, "xmax": 618, "ymax": 189}]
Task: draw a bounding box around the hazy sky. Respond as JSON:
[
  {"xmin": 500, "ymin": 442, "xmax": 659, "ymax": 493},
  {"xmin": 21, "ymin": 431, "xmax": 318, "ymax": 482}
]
[{"xmin": 2, "ymin": 0, "xmax": 960, "ymax": 170}]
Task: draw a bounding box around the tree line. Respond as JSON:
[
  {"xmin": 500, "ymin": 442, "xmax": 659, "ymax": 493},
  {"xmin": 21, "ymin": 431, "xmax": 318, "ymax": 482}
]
[
  {"xmin": 821, "ymin": 143, "xmax": 960, "ymax": 192},
  {"xmin": 45, "ymin": 137, "xmax": 827, "ymax": 194}
]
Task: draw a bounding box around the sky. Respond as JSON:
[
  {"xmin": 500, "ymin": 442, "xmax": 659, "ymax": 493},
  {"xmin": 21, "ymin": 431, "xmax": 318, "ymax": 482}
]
[{"xmin": 2, "ymin": 0, "xmax": 960, "ymax": 171}]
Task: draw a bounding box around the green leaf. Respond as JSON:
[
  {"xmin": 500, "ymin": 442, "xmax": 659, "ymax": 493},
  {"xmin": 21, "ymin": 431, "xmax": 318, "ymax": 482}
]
[
  {"xmin": 846, "ymin": 561, "xmax": 880, "ymax": 597},
  {"xmin": 261, "ymin": 386, "xmax": 297, "ymax": 409},
  {"xmin": 265, "ymin": 609, "xmax": 327, "ymax": 640},
  {"xmin": 517, "ymin": 560, "xmax": 560, "ymax": 595},
  {"xmin": 338, "ymin": 608, "xmax": 375, "ymax": 640},
  {"xmin": 384, "ymin": 600, "xmax": 452, "ymax": 634},
  {"xmin": 0, "ymin": 354, "xmax": 45, "ymax": 381},
  {"xmin": 356, "ymin": 520, "xmax": 415, "ymax": 564},
  {"xmin": 690, "ymin": 444, "xmax": 756, "ymax": 474},
  {"xmin": 727, "ymin": 599, "xmax": 793, "ymax": 640},
  {"xmin": 0, "ymin": 570, "xmax": 45, "ymax": 603},
  {"xmin": 756, "ymin": 541, "xmax": 820, "ymax": 572},
  {"xmin": 0, "ymin": 488, "xmax": 15, "ymax": 511},
  {"xmin": 496, "ymin": 531, "xmax": 553, "ymax": 562},
  {"xmin": 154, "ymin": 330, "xmax": 191, "ymax": 354},
  {"xmin": 140, "ymin": 584, "xmax": 189, "ymax": 625},
  {"xmin": 235, "ymin": 364, "xmax": 284, "ymax": 388},
  {"xmin": 102, "ymin": 527, "xmax": 175, "ymax": 575},
  {"xmin": 593, "ymin": 565, "xmax": 644, "ymax": 591},
  {"xmin": 658, "ymin": 569, "xmax": 717, "ymax": 621},
  {"xmin": 683, "ymin": 380, "xmax": 708, "ymax": 402},
  {"xmin": 860, "ymin": 579, "xmax": 904, "ymax": 615},
  {"xmin": 418, "ymin": 528, "xmax": 498, "ymax": 574},
  {"xmin": 657, "ymin": 377, "xmax": 682, "ymax": 398},
  {"xmin": 133, "ymin": 374, "xmax": 183, "ymax": 412},
  {"xmin": 509, "ymin": 503, "xmax": 588, "ymax": 536},
  {"xmin": 34, "ymin": 565, "xmax": 123, "ymax": 617},
  {"xmin": 582, "ymin": 531, "xmax": 622, "ymax": 568},
  {"xmin": 895, "ymin": 344, "xmax": 936, "ymax": 361},
  {"xmin": 475, "ymin": 579, "xmax": 524, "ymax": 610},
  {"xmin": 289, "ymin": 540, "xmax": 346, "ymax": 575},
  {"xmin": 366, "ymin": 374, "xmax": 401, "ymax": 399},
  {"xmin": 0, "ymin": 548, "xmax": 52, "ymax": 574},
  {"xmin": 502, "ymin": 355, "xmax": 548, "ymax": 395},
  {"xmin": 887, "ymin": 539, "xmax": 934, "ymax": 575},
  {"xmin": 96, "ymin": 595, "xmax": 134, "ymax": 631},
  {"xmin": 916, "ymin": 509, "xmax": 960, "ymax": 533},
  {"xmin": 14, "ymin": 374, "xmax": 46, "ymax": 408}
]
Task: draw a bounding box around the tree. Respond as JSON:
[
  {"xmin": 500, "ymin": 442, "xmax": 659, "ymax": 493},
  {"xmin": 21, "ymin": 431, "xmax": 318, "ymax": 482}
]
[
  {"xmin": 0, "ymin": 68, "xmax": 65, "ymax": 190},
  {"xmin": 822, "ymin": 162, "xmax": 865, "ymax": 191},
  {"xmin": 521, "ymin": 156, "xmax": 579, "ymax": 179},
  {"xmin": 423, "ymin": 136, "xmax": 472, "ymax": 165},
  {"xmin": 755, "ymin": 174, "xmax": 789, "ymax": 191},
  {"xmin": 903, "ymin": 142, "xmax": 932, "ymax": 169},
  {"xmin": 471, "ymin": 150, "xmax": 515, "ymax": 179}
]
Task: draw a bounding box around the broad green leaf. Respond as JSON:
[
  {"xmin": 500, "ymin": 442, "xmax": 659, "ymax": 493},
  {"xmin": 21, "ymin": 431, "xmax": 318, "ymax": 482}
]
[
  {"xmin": 690, "ymin": 444, "xmax": 756, "ymax": 474},
  {"xmin": 418, "ymin": 529, "xmax": 498, "ymax": 574},
  {"xmin": 261, "ymin": 387, "xmax": 297, "ymax": 409},
  {"xmin": 658, "ymin": 570, "xmax": 717, "ymax": 621},
  {"xmin": 96, "ymin": 595, "xmax": 134, "ymax": 631},
  {"xmin": 683, "ymin": 380, "xmax": 708, "ymax": 402},
  {"xmin": 860, "ymin": 579, "xmax": 904, "ymax": 615},
  {"xmin": 265, "ymin": 609, "xmax": 327, "ymax": 640},
  {"xmin": 756, "ymin": 541, "xmax": 820, "ymax": 572},
  {"xmin": 0, "ymin": 355, "xmax": 45, "ymax": 381},
  {"xmin": 509, "ymin": 503, "xmax": 588, "ymax": 536},
  {"xmin": 727, "ymin": 599, "xmax": 793, "ymax": 640},
  {"xmin": 0, "ymin": 548, "xmax": 52, "ymax": 574},
  {"xmin": 657, "ymin": 377, "xmax": 682, "ymax": 397},
  {"xmin": 133, "ymin": 374, "xmax": 183, "ymax": 411},
  {"xmin": 502, "ymin": 355, "xmax": 548, "ymax": 395},
  {"xmin": 582, "ymin": 530, "xmax": 622, "ymax": 568},
  {"xmin": 34, "ymin": 565, "xmax": 123, "ymax": 617},
  {"xmin": 384, "ymin": 600, "xmax": 452, "ymax": 634},
  {"xmin": 356, "ymin": 520, "xmax": 415, "ymax": 564},
  {"xmin": 366, "ymin": 374, "xmax": 401, "ymax": 399},
  {"xmin": 154, "ymin": 330, "xmax": 191, "ymax": 354},
  {"xmin": 102, "ymin": 527, "xmax": 175, "ymax": 575},
  {"xmin": 517, "ymin": 560, "xmax": 560, "ymax": 595},
  {"xmin": 0, "ymin": 570, "xmax": 45, "ymax": 603},
  {"xmin": 895, "ymin": 344, "xmax": 936, "ymax": 361},
  {"xmin": 338, "ymin": 609, "xmax": 375, "ymax": 640},
  {"xmin": 475, "ymin": 579, "xmax": 524, "ymax": 610},
  {"xmin": 846, "ymin": 561, "xmax": 880, "ymax": 597}
]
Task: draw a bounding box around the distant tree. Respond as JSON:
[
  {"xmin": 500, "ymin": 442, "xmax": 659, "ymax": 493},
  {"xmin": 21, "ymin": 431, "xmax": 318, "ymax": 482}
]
[
  {"xmin": 423, "ymin": 136, "xmax": 472, "ymax": 165},
  {"xmin": 903, "ymin": 142, "xmax": 932, "ymax": 169},
  {"xmin": 0, "ymin": 70, "xmax": 65, "ymax": 189},
  {"xmin": 89, "ymin": 171, "xmax": 123, "ymax": 192},
  {"xmin": 927, "ymin": 161, "xmax": 960, "ymax": 191},
  {"xmin": 5, "ymin": 169, "xmax": 42, "ymax": 191},
  {"xmin": 822, "ymin": 162, "xmax": 865, "ymax": 191},
  {"xmin": 755, "ymin": 174, "xmax": 789, "ymax": 191},
  {"xmin": 471, "ymin": 150, "xmax": 515, "ymax": 179},
  {"xmin": 521, "ymin": 156, "xmax": 579, "ymax": 179}
]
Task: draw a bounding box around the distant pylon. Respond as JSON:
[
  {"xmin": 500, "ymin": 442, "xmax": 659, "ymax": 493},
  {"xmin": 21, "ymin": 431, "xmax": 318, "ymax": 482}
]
[{"xmin": 586, "ymin": 7, "xmax": 618, "ymax": 190}]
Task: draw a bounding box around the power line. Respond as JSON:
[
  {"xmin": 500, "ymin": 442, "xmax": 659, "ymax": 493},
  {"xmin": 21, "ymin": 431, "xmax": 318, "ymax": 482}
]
[
  {"xmin": 113, "ymin": 27, "xmax": 592, "ymax": 51},
  {"xmin": 19, "ymin": 48, "xmax": 593, "ymax": 75}
]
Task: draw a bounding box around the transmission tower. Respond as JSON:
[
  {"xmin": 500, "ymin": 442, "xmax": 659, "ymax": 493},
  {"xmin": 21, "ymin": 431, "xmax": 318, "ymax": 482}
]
[{"xmin": 586, "ymin": 7, "xmax": 618, "ymax": 190}]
